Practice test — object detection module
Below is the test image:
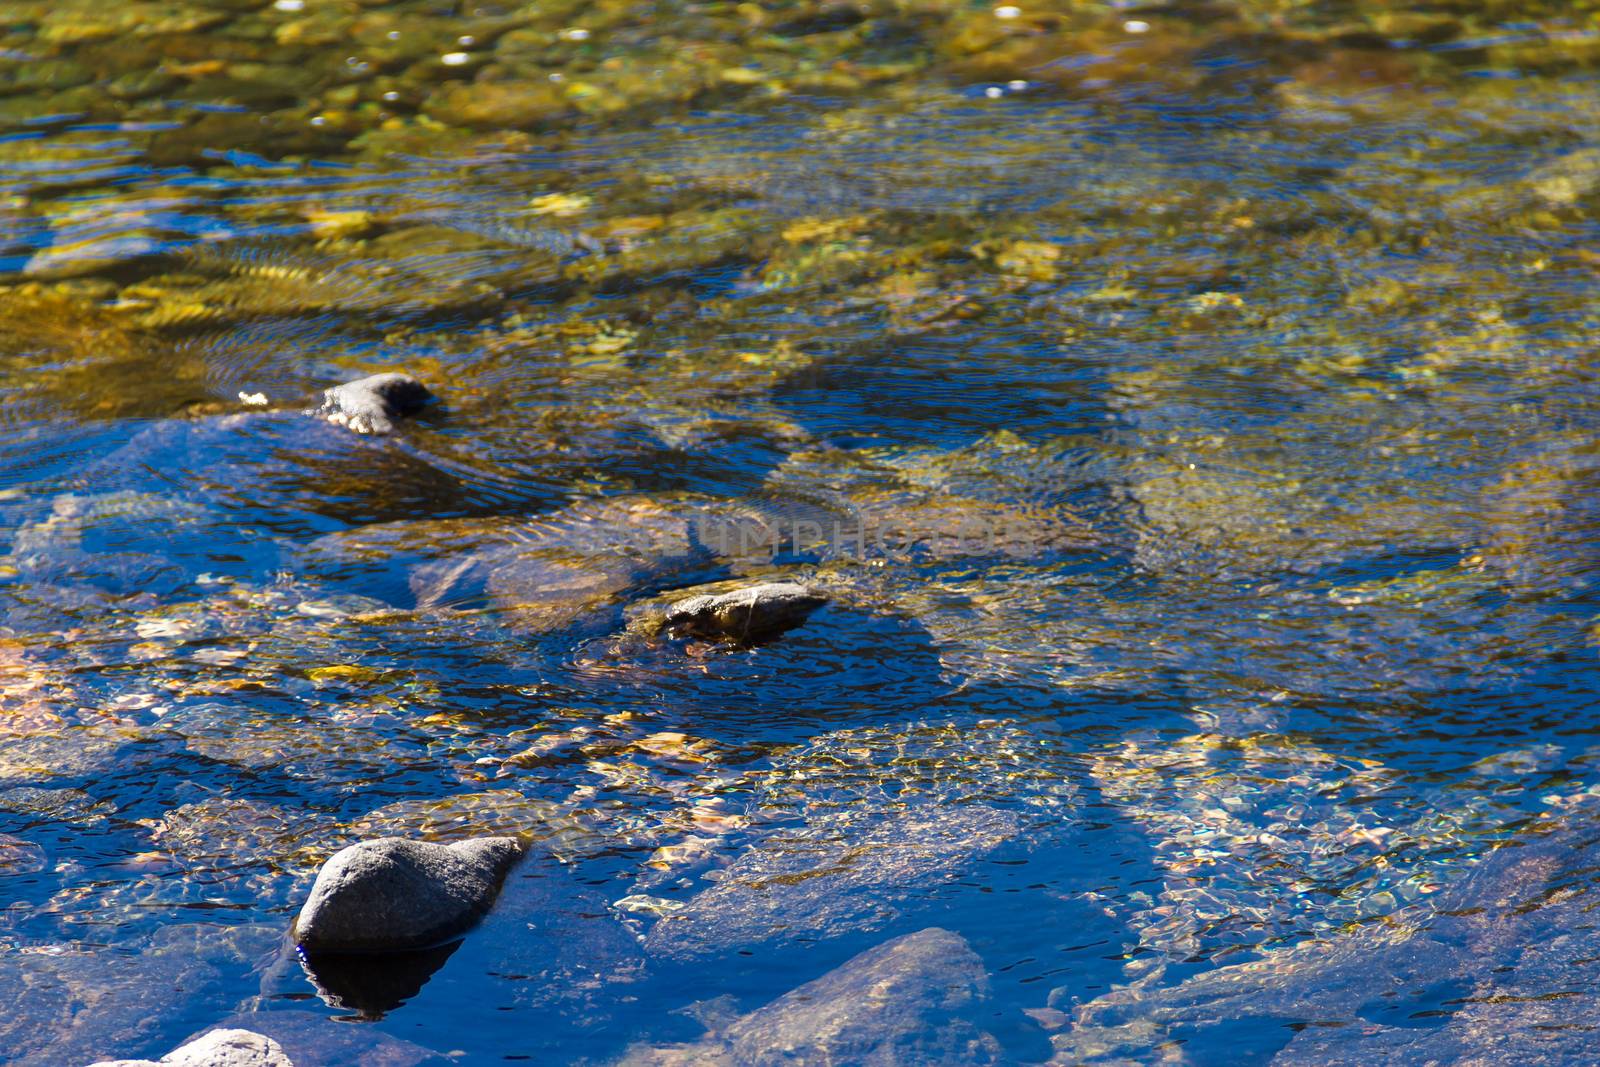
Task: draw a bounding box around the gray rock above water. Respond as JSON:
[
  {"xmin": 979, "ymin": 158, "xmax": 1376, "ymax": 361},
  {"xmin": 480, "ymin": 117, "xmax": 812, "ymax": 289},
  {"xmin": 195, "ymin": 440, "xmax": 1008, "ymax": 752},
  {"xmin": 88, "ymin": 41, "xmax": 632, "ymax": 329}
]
[
  {"xmin": 86, "ymin": 1028, "xmax": 292, "ymax": 1067},
  {"xmin": 620, "ymin": 928, "xmax": 1003, "ymax": 1066},
  {"xmin": 660, "ymin": 581, "xmax": 828, "ymax": 643},
  {"xmin": 313, "ymin": 373, "xmax": 435, "ymax": 435},
  {"xmin": 294, "ymin": 837, "xmax": 523, "ymax": 953}
]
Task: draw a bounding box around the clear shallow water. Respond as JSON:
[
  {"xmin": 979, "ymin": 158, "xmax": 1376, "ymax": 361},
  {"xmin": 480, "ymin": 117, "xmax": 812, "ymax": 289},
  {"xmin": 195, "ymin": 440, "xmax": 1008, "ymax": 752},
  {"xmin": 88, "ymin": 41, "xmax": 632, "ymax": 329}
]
[{"xmin": 2, "ymin": 2, "xmax": 1600, "ymax": 1064}]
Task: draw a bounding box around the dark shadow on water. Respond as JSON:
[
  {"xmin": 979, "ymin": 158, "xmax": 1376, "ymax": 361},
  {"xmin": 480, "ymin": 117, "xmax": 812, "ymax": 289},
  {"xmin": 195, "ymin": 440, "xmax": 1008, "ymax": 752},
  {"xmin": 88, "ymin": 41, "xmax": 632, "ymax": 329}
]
[
  {"xmin": 298, "ymin": 940, "xmax": 462, "ymax": 1019},
  {"xmin": 349, "ymin": 852, "xmax": 650, "ymax": 1063}
]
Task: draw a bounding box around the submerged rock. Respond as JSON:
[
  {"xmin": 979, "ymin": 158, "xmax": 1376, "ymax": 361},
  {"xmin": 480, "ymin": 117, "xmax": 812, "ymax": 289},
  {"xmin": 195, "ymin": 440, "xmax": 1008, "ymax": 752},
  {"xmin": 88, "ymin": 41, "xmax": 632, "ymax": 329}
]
[
  {"xmin": 312, "ymin": 372, "xmax": 435, "ymax": 436},
  {"xmin": 87, "ymin": 1028, "xmax": 292, "ymax": 1067},
  {"xmin": 620, "ymin": 928, "xmax": 1003, "ymax": 1066},
  {"xmin": 631, "ymin": 721, "xmax": 1076, "ymax": 961},
  {"xmin": 1055, "ymin": 812, "xmax": 1600, "ymax": 1065},
  {"xmin": 762, "ymin": 439, "xmax": 1101, "ymax": 566},
  {"xmin": 150, "ymin": 796, "xmax": 331, "ymax": 882},
  {"xmin": 1, "ymin": 924, "xmax": 281, "ymax": 1067},
  {"xmin": 0, "ymin": 726, "xmax": 133, "ymax": 786},
  {"xmin": 301, "ymin": 494, "xmax": 790, "ymax": 629},
  {"xmin": 644, "ymin": 804, "xmax": 1020, "ymax": 960},
  {"xmin": 0, "ymin": 490, "xmax": 216, "ymax": 601},
  {"xmin": 755, "ymin": 720, "xmax": 1082, "ymax": 816},
  {"xmin": 159, "ymin": 702, "xmax": 425, "ymax": 788},
  {"xmin": 293, "ymin": 837, "xmax": 523, "ymax": 953},
  {"xmin": 657, "ymin": 580, "xmax": 829, "ymax": 643},
  {"xmin": 1084, "ymin": 733, "xmax": 1503, "ymax": 979},
  {"xmin": 0, "ymin": 784, "xmax": 115, "ymax": 826}
]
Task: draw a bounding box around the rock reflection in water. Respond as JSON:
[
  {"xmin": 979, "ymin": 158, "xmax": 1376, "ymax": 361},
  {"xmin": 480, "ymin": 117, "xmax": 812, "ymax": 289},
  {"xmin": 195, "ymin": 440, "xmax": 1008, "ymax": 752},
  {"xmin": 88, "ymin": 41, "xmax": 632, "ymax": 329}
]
[{"xmin": 297, "ymin": 940, "xmax": 462, "ymax": 1020}]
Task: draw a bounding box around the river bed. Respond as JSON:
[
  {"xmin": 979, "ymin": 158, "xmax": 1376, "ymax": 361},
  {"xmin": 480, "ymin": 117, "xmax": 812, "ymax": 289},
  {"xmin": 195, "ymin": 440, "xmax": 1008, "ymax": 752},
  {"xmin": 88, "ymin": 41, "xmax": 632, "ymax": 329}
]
[{"xmin": 2, "ymin": 1, "xmax": 1599, "ymax": 1064}]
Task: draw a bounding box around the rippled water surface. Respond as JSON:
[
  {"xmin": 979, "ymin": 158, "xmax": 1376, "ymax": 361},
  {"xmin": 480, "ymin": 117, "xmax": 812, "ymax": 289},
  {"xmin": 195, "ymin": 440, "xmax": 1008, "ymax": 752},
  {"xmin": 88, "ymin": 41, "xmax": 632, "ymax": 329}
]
[{"xmin": 3, "ymin": 1, "xmax": 1600, "ymax": 1063}]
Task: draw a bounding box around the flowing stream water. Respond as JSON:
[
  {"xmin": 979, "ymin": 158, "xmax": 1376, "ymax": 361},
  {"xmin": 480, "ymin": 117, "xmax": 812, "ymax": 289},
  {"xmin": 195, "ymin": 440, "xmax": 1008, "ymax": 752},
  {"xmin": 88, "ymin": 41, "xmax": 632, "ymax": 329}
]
[{"xmin": 1, "ymin": 2, "xmax": 1599, "ymax": 1063}]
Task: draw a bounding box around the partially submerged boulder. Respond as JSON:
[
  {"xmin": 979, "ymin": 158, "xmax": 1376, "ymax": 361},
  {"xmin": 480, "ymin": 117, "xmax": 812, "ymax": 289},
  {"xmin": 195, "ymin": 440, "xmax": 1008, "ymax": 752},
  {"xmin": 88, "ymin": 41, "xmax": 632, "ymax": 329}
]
[
  {"xmin": 293, "ymin": 837, "xmax": 523, "ymax": 953},
  {"xmin": 313, "ymin": 372, "xmax": 435, "ymax": 435},
  {"xmin": 657, "ymin": 580, "xmax": 828, "ymax": 643},
  {"xmin": 620, "ymin": 928, "xmax": 1004, "ymax": 1065},
  {"xmin": 86, "ymin": 1029, "xmax": 291, "ymax": 1067}
]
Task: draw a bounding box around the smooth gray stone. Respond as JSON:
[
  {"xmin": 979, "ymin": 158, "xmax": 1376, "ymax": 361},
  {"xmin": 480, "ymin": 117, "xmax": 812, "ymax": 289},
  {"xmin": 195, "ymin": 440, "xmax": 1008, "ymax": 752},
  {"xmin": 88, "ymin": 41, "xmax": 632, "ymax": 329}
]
[
  {"xmin": 620, "ymin": 928, "xmax": 1004, "ymax": 1066},
  {"xmin": 293, "ymin": 837, "xmax": 523, "ymax": 953},
  {"xmin": 85, "ymin": 1028, "xmax": 291, "ymax": 1067},
  {"xmin": 314, "ymin": 373, "xmax": 434, "ymax": 435},
  {"xmin": 662, "ymin": 581, "xmax": 828, "ymax": 642}
]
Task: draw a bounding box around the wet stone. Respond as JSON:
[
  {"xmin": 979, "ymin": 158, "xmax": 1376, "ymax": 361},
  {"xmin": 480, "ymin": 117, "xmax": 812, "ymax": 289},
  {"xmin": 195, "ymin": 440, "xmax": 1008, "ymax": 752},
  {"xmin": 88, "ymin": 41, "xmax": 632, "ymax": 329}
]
[
  {"xmin": 656, "ymin": 580, "xmax": 829, "ymax": 644},
  {"xmin": 293, "ymin": 836, "xmax": 524, "ymax": 953},
  {"xmin": 424, "ymin": 80, "xmax": 573, "ymax": 129},
  {"xmin": 312, "ymin": 372, "xmax": 435, "ymax": 436},
  {"xmin": 621, "ymin": 928, "xmax": 1004, "ymax": 1066}
]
